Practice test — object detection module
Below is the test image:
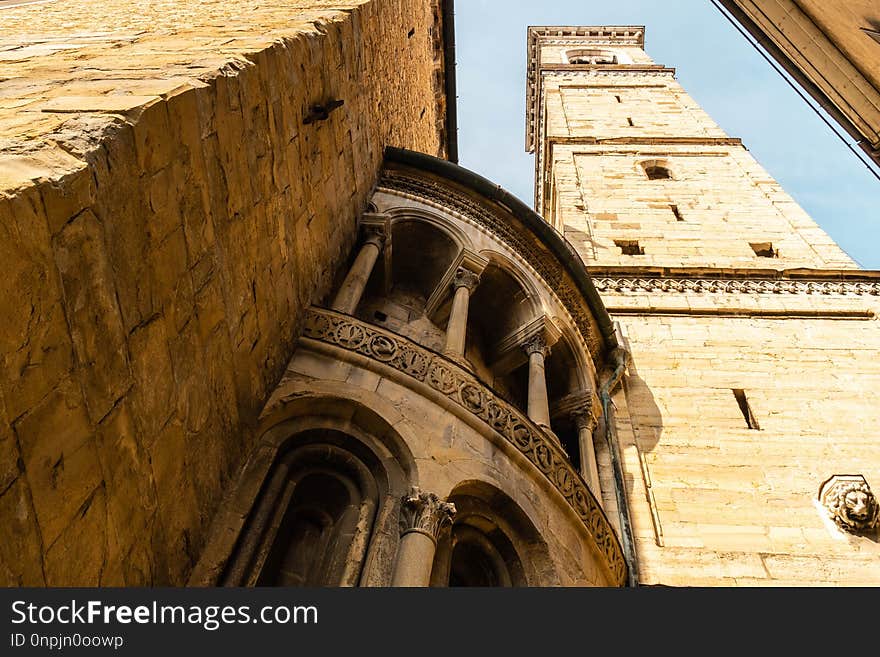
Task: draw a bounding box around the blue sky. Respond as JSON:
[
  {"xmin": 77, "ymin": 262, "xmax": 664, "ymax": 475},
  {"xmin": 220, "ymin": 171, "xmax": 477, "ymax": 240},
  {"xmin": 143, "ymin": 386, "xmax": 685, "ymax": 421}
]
[{"xmin": 453, "ymin": 0, "xmax": 880, "ymax": 268}]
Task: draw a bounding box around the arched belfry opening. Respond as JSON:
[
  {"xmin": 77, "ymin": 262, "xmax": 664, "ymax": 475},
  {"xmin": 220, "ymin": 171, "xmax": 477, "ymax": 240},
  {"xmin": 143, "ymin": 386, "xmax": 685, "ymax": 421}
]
[{"xmin": 465, "ymin": 260, "xmax": 539, "ymax": 410}]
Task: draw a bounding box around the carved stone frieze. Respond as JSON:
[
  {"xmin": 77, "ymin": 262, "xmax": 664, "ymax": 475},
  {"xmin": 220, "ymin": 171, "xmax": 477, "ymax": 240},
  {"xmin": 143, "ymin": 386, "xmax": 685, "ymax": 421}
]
[
  {"xmin": 593, "ymin": 276, "xmax": 880, "ymax": 296},
  {"xmin": 377, "ymin": 172, "xmax": 603, "ymax": 357},
  {"xmin": 301, "ymin": 307, "xmax": 627, "ymax": 585},
  {"xmin": 399, "ymin": 487, "xmax": 456, "ymax": 542},
  {"xmin": 819, "ymin": 475, "xmax": 880, "ymax": 534}
]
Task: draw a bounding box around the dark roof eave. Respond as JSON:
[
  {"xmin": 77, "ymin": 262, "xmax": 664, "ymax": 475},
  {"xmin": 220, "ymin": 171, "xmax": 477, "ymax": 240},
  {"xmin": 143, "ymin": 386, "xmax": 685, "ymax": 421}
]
[
  {"xmin": 382, "ymin": 146, "xmax": 619, "ymax": 355},
  {"xmin": 441, "ymin": 0, "xmax": 458, "ymax": 163}
]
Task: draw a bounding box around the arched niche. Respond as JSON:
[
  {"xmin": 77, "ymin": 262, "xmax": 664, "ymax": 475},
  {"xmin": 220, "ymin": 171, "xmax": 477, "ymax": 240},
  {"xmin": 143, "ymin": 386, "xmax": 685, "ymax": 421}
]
[
  {"xmin": 429, "ymin": 481, "xmax": 557, "ymax": 587},
  {"xmin": 190, "ymin": 397, "xmax": 416, "ymax": 587}
]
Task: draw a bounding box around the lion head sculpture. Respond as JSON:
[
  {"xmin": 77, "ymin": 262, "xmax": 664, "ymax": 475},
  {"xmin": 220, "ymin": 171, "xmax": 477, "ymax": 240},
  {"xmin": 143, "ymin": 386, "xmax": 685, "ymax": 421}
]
[{"xmin": 819, "ymin": 475, "xmax": 880, "ymax": 533}]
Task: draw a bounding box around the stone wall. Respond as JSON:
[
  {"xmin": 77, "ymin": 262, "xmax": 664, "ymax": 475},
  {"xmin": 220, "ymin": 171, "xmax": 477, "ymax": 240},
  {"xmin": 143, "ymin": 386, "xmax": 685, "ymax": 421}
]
[
  {"xmin": 604, "ymin": 297, "xmax": 880, "ymax": 586},
  {"xmin": 0, "ymin": 0, "xmax": 446, "ymax": 585},
  {"xmin": 535, "ymin": 29, "xmax": 880, "ymax": 586}
]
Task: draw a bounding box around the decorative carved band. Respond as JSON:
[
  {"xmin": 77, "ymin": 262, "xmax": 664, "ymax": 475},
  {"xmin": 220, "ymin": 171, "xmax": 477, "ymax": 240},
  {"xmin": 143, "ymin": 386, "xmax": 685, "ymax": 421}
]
[
  {"xmin": 399, "ymin": 487, "xmax": 456, "ymax": 543},
  {"xmin": 378, "ymin": 172, "xmax": 603, "ymax": 357},
  {"xmin": 594, "ymin": 276, "xmax": 880, "ymax": 296},
  {"xmin": 302, "ymin": 307, "xmax": 627, "ymax": 585}
]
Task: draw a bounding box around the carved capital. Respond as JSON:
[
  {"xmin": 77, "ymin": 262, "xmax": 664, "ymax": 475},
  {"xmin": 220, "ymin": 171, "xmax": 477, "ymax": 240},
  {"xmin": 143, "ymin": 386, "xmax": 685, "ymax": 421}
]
[
  {"xmin": 452, "ymin": 267, "xmax": 481, "ymax": 292},
  {"xmin": 523, "ymin": 334, "xmax": 550, "ymax": 359},
  {"xmin": 571, "ymin": 407, "xmax": 597, "ymax": 433},
  {"xmin": 362, "ymin": 227, "xmax": 387, "ymax": 250},
  {"xmin": 819, "ymin": 475, "xmax": 879, "ymax": 534},
  {"xmin": 399, "ymin": 487, "xmax": 456, "ymax": 542}
]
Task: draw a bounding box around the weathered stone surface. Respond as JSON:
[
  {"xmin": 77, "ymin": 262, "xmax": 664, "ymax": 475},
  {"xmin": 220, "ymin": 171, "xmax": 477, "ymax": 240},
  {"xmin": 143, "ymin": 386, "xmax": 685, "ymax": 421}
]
[
  {"xmin": 44, "ymin": 484, "xmax": 106, "ymax": 586},
  {"xmin": 53, "ymin": 208, "xmax": 131, "ymax": 422},
  {"xmin": 14, "ymin": 378, "xmax": 101, "ymax": 552},
  {"xmin": 0, "ymin": 478, "xmax": 45, "ymax": 586},
  {"xmin": 0, "ymin": 189, "xmax": 74, "ymax": 422},
  {"xmin": 95, "ymin": 399, "xmax": 157, "ymax": 582},
  {"xmin": 0, "ymin": 0, "xmax": 447, "ymax": 583}
]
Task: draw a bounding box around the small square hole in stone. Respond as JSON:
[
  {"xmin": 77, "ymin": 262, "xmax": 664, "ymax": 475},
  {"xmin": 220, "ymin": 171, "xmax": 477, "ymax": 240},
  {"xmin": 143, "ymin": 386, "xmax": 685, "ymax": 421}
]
[
  {"xmin": 750, "ymin": 242, "xmax": 777, "ymax": 258},
  {"xmin": 614, "ymin": 239, "xmax": 644, "ymax": 256}
]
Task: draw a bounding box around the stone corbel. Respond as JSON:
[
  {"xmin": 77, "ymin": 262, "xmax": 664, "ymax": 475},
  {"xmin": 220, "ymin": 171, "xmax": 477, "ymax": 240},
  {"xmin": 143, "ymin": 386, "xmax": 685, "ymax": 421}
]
[
  {"xmin": 425, "ymin": 249, "xmax": 489, "ymax": 323},
  {"xmin": 491, "ymin": 315, "xmax": 562, "ymax": 376},
  {"xmin": 359, "ymin": 212, "xmax": 392, "ymax": 294},
  {"xmin": 819, "ymin": 474, "xmax": 879, "ymax": 534}
]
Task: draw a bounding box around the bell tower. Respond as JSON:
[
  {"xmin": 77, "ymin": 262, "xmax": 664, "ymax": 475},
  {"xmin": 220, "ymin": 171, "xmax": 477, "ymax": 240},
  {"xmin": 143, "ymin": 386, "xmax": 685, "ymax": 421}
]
[{"xmin": 527, "ymin": 26, "xmax": 880, "ymax": 586}]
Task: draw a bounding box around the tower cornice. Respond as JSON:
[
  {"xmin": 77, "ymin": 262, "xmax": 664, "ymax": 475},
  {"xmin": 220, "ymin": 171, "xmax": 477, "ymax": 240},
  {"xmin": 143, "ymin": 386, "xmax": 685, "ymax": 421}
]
[{"xmin": 526, "ymin": 25, "xmax": 646, "ymax": 153}]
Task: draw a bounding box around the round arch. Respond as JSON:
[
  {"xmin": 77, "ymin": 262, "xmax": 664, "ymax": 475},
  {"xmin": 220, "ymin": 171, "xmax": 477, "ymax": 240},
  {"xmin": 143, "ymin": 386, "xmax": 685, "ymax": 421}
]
[{"xmin": 430, "ymin": 479, "xmax": 558, "ymax": 587}]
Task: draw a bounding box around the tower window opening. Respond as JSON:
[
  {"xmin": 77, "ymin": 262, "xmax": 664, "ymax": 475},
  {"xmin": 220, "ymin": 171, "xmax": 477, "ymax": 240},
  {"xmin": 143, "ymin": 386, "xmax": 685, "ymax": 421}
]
[
  {"xmin": 644, "ymin": 165, "xmax": 671, "ymax": 180},
  {"xmin": 627, "ymin": 117, "xmax": 634, "ymax": 127},
  {"xmin": 670, "ymin": 204, "xmax": 684, "ymax": 221},
  {"xmin": 750, "ymin": 242, "xmax": 777, "ymax": 258},
  {"xmin": 614, "ymin": 239, "xmax": 644, "ymax": 256},
  {"xmin": 640, "ymin": 159, "xmax": 673, "ymax": 180},
  {"xmin": 615, "ymin": 95, "xmax": 622, "ymax": 103},
  {"xmin": 732, "ymin": 389, "xmax": 760, "ymax": 430},
  {"xmin": 566, "ymin": 48, "xmax": 617, "ymax": 65}
]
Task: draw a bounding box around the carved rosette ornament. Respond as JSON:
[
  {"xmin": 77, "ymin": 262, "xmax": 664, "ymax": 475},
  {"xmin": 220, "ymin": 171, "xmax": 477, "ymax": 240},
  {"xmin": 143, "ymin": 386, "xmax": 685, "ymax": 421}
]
[
  {"xmin": 399, "ymin": 487, "xmax": 456, "ymax": 544},
  {"xmin": 522, "ymin": 334, "xmax": 550, "ymax": 359},
  {"xmin": 452, "ymin": 267, "xmax": 481, "ymax": 292},
  {"xmin": 819, "ymin": 475, "xmax": 880, "ymax": 534}
]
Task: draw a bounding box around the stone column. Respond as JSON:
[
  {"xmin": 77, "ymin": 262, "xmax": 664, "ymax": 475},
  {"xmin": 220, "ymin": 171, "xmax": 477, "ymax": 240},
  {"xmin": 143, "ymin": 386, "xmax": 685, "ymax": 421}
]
[
  {"xmin": 443, "ymin": 268, "xmax": 481, "ymax": 357},
  {"xmin": 331, "ymin": 228, "xmax": 386, "ymax": 314},
  {"xmin": 572, "ymin": 407, "xmax": 601, "ymax": 501},
  {"xmin": 523, "ymin": 335, "xmax": 552, "ymax": 431},
  {"xmin": 391, "ymin": 487, "xmax": 456, "ymax": 587}
]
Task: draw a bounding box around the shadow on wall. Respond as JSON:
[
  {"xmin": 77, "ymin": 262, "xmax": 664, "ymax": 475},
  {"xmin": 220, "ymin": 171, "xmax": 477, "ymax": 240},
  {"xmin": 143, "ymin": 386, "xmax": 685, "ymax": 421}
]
[
  {"xmin": 563, "ymin": 225, "xmax": 595, "ymax": 260},
  {"xmin": 619, "ymin": 330, "xmax": 664, "ymax": 455}
]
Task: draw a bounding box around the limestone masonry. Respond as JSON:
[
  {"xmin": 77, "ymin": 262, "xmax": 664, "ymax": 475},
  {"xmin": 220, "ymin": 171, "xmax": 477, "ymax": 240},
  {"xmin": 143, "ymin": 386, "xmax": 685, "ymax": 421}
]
[
  {"xmin": 0, "ymin": 0, "xmax": 448, "ymax": 585},
  {"xmin": 0, "ymin": 4, "xmax": 877, "ymax": 587},
  {"xmin": 529, "ymin": 25, "xmax": 880, "ymax": 585}
]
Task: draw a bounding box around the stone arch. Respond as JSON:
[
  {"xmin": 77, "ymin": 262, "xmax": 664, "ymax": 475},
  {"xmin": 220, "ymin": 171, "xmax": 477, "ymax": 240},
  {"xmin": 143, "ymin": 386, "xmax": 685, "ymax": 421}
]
[
  {"xmin": 189, "ymin": 394, "xmax": 417, "ymax": 587},
  {"xmin": 429, "ymin": 480, "xmax": 558, "ymax": 586},
  {"xmin": 477, "ymin": 249, "xmax": 543, "ymax": 314},
  {"xmin": 384, "ymin": 205, "xmax": 474, "ymax": 252},
  {"xmin": 637, "ymin": 158, "xmax": 673, "ymax": 180},
  {"xmin": 356, "ymin": 207, "xmax": 471, "ymax": 336}
]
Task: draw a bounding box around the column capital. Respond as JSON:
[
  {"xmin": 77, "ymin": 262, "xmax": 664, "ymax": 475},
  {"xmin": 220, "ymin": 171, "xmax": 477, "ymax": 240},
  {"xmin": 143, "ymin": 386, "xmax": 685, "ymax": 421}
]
[
  {"xmin": 452, "ymin": 267, "xmax": 481, "ymax": 292},
  {"xmin": 399, "ymin": 487, "xmax": 456, "ymax": 543},
  {"xmin": 552, "ymin": 391, "xmax": 596, "ymax": 430},
  {"xmin": 523, "ymin": 334, "xmax": 550, "ymax": 358},
  {"xmin": 571, "ymin": 407, "xmax": 597, "ymax": 433},
  {"xmin": 362, "ymin": 226, "xmax": 387, "ymax": 249}
]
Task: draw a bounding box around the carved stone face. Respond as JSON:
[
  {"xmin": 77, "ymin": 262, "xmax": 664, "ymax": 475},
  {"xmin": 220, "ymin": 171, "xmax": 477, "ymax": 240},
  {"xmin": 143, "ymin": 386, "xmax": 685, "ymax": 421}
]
[
  {"xmin": 819, "ymin": 475, "xmax": 880, "ymax": 534},
  {"xmin": 843, "ymin": 489, "xmax": 871, "ymax": 521}
]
